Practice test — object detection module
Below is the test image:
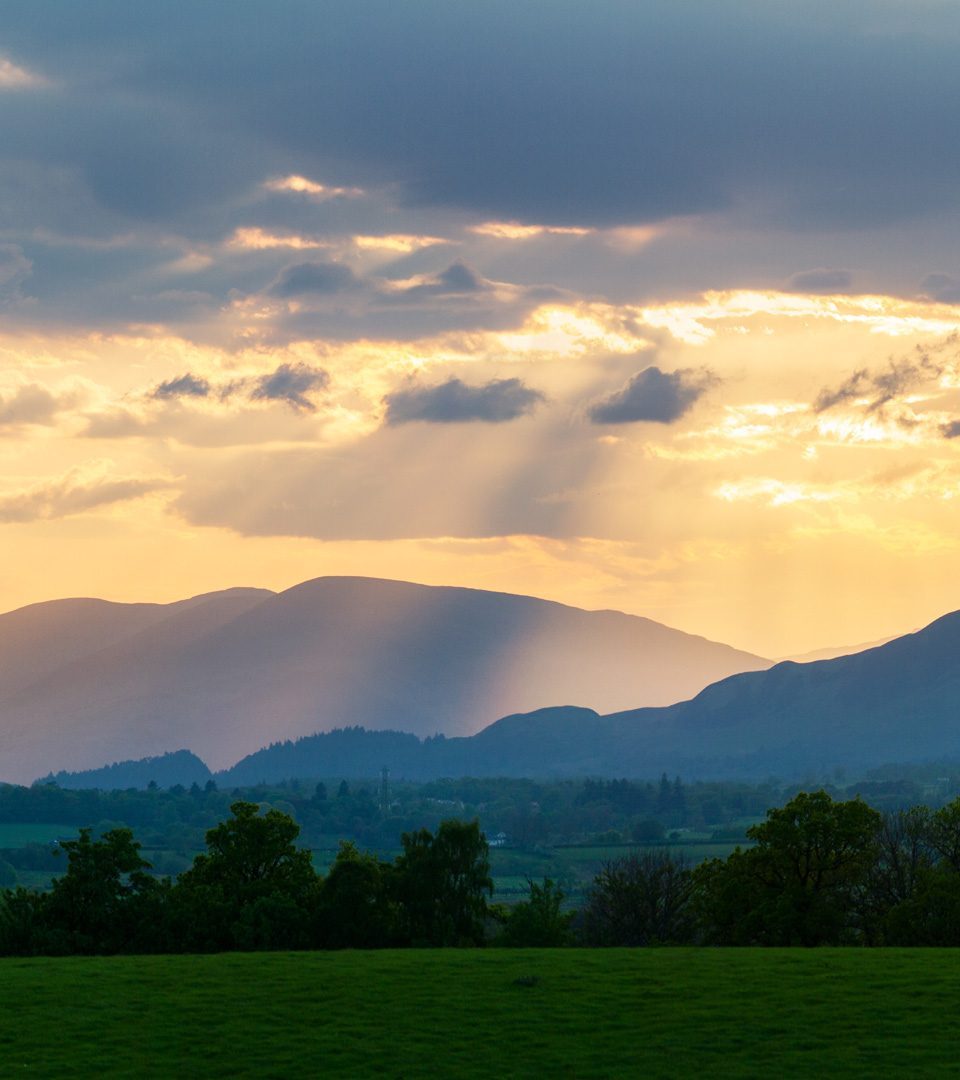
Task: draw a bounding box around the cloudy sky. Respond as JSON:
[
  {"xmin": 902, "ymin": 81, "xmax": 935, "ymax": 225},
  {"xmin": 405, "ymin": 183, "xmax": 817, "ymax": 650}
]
[{"xmin": 2, "ymin": 1, "xmax": 960, "ymax": 655}]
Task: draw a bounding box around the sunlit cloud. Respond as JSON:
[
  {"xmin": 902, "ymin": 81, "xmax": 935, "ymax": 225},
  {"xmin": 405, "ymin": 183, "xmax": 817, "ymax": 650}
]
[
  {"xmin": 646, "ymin": 402, "xmax": 808, "ymax": 460},
  {"xmin": 352, "ymin": 234, "xmax": 448, "ymax": 252},
  {"xmin": 467, "ymin": 221, "xmax": 665, "ymax": 250},
  {"xmin": 813, "ymin": 411, "xmax": 926, "ymax": 447},
  {"xmin": 264, "ymin": 175, "xmax": 364, "ymax": 199},
  {"xmin": 494, "ymin": 304, "xmax": 650, "ymax": 357},
  {"xmin": 228, "ymin": 227, "xmax": 330, "ymax": 251},
  {"xmin": 469, "ymin": 221, "xmax": 592, "ymax": 240},
  {"xmin": 0, "ymin": 381, "xmax": 91, "ymax": 432},
  {"xmin": 715, "ymin": 461, "xmax": 960, "ymax": 511},
  {"xmin": 715, "ymin": 478, "xmax": 844, "ymax": 507},
  {"xmin": 639, "ymin": 291, "xmax": 960, "ymax": 346},
  {"xmin": 0, "ymin": 57, "xmax": 47, "ymax": 90}
]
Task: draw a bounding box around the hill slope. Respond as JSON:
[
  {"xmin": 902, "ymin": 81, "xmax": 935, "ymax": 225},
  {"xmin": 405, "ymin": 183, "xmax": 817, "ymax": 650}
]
[
  {"xmin": 220, "ymin": 609, "xmax": 960, "ymax": 782},
  {"xmin": 0, "ymin": 576, "xmax": 768, "ymax": 783}
]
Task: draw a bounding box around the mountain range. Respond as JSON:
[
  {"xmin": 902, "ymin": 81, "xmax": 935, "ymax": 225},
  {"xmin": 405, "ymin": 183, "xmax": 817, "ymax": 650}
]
[
  {"xmin": 44, "ymin": 604, "xmax": 960, "ymax": 787},
  {"xmin": 0, "ymin": 576, "xmax": 770, "ymax": 784}
]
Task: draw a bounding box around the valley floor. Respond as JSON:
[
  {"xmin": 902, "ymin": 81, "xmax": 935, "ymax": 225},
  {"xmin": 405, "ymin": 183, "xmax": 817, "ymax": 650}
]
[{"xmin": 0, "ymin": 949, "xmax": 957, "ymax": 1077}]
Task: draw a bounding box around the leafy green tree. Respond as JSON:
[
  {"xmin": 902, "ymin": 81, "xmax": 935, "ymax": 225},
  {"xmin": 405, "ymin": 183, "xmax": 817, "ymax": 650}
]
[
  {"xmin": 860, "ymin": 806, "xmax": 935, "ymax": 943},
  {"xmin": 497, "ymin": 878, "xmax": 574, "ymax": 947},
  {"xmin": 43, "ymin": 828, "xmax": 158, "ymax": 953},
  {"xmin": 173, "ymin": 801, "xmax": 318, "ymax": 951},
  {"xmin": 695, "ymin": 790, "xmax": 881, "ymax": 945},
  {"xmin": 317, "ymin": 841, "xmax": 397, "ymax": 948},
  {"xmin": 580, "ymin": 851, "xmax": 694, "ymax": 945},
  {"xmin": 881, "ymin": 864, "xmax": 960, "ymax": 945},
  {"xmin": 0, "ymin": 887, "xmax": 51, "ymax": 955},
  {"xmin": 877, "ymin": 799, "xmax": 960, "ymax": 945},
  {"xmin": 393, "ymin": 819, "xmax": 492, "ymax": 946},
  {"xmin": 926, "ymin": 797, "xmax": 960, "ymax": 871},
  {"xmin": 181, "ymin": 802, "xmax": 315, "ymax": 893}
]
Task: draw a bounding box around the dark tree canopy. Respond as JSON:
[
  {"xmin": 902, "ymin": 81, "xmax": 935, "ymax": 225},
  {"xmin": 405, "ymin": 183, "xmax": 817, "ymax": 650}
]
[{"xmin": 394, "ymin": 819, "xmax": 493, "ymax": 946}]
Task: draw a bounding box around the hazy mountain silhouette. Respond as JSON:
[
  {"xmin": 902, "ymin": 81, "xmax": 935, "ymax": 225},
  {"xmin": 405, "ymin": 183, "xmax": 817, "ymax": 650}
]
[
  {"xmin": 217, "ymin": 609, "xmax": 960, "ymax": 783},
  {"xmin": 778, "ymin": 632, "xmax": 907, "ymax": 663},
  {"xmin": 0, "ymin": 576, "xmax": 768, "ymax": 783},
  {"xmin": 44, "ymin": 749, "xmax": 212, "ymax": 791}
]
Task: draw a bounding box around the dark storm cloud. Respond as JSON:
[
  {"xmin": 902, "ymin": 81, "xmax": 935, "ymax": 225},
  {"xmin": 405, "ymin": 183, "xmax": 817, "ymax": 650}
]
[
  {"xmin": 941, "ymin": 420, "xmax": 960, "ymax": 439},
  {"xmin": 2, "ymin": 1, "xmax": 960, "ymax": 234},
  {"xmin": 588, "ymin": 367, "xmax": 718, "ymax": 425},
  {"xmin": 787, "ymin": 268, "xmax": 854, "ymax": 293},
  {"xmin": 1, "ymin": 3, "xmax": 960, "ymax": 332},
  {"xmin": 250, "ymin": 363, "xmax": 329, "ymax": 412},
  {"xmin": 151, "ymin": 373, "xmax": 211, "ymax": 399},
  {"xmin": 384, "ymin": 377, "xmax": 544, "ymax": 425},
  {"xmin": 270, "ymin": 261, "xmax": 361, "ymax": 298}
]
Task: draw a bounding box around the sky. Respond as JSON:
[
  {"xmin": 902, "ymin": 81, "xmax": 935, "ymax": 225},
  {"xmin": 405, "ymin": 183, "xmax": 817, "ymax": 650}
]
[{"xmin": 1, "ymin": 1, "xmax": 960, "ymax": 655}]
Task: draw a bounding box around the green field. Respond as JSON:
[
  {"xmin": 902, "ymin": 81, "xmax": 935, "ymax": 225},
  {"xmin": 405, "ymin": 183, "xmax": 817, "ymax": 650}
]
[
  {"xmin": 1, "ymin": 949, "xmax": 958, "ymax": 1077},
  {"xmin": 0, "ymin": 823, "xmax": 77, "ymax": 847}
]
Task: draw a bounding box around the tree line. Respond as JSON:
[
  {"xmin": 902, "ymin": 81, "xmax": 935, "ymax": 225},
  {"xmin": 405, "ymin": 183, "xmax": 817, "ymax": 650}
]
[
  {"xmin": 582, "ymin": 790, "xmax": 960, "ymax": 947},
  {"xmin": 3, "ymin": 769, "xmax": 939, "ymax": 870},
  {"xmin": 0, "ymin": 804, "xmax": 497, "ymax": 955},
  {"xmin": 8, "ymin": 789, "xmax": 960, "ymax": 954}
]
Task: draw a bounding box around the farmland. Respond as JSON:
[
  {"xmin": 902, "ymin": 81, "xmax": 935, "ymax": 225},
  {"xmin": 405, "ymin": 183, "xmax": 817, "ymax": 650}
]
[{"xmin": 0, "ymin": 949, "xmax": 957, "ymax": 1077}]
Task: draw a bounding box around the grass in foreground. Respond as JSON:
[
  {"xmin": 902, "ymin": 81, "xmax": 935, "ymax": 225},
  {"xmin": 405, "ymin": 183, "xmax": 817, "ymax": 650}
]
[{"xmin": 1, "ymin": 948, "xmax": 959, "ymax": 1078}]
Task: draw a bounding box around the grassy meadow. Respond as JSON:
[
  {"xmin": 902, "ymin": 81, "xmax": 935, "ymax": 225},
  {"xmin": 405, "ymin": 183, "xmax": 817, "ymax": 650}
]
[
  {"xmin": 1, "ymin": 948, "xmax": 958, "ymax": 1077},
  {"xmin": 0, "ymin": 823, "xmax": 77, "ymax": 847}
]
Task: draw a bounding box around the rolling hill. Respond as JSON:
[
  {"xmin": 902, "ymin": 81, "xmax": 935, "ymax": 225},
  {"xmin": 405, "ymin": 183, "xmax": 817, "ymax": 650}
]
[{"xmin": 0, "ymin": 576, "xmax": 769, "ymax": 784}]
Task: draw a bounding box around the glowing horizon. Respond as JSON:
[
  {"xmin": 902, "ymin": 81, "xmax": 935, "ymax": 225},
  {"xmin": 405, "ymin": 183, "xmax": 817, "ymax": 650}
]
[{"xmin": 0, "ymin": 5, "xmax": 959, "ymax": 658}]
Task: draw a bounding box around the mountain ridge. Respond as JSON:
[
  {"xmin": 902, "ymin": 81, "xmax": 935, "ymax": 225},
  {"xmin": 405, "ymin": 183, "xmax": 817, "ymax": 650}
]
[{"xmin": 0, "ymin": 575, "xmax": 770, "ymax": 783}]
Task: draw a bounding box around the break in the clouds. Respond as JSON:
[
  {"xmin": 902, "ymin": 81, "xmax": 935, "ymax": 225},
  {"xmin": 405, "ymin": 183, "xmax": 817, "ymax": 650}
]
[
  {"xmin": 384, "ymin": 377, "xmax": 544, "ymax": 425},
  {"xmin": 589, "ymin": 367, "xmax": 718, "ymax": 425}
]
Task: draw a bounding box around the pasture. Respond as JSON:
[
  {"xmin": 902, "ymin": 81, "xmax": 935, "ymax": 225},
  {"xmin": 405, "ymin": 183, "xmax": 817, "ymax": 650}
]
[
  {"xmin": 0, "ymin": 823, "xmax": 76, "ymax": 847},
  {"xmin": 0, "ymin": 949, "xmax": 957, "ymax": 1077}
]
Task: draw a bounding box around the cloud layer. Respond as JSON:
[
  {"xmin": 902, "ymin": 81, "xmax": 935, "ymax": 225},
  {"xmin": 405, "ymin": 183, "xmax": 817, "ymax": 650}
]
[{"xmin": 0, "ymin": 6, "xmax": 959, "ymax": 657}]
